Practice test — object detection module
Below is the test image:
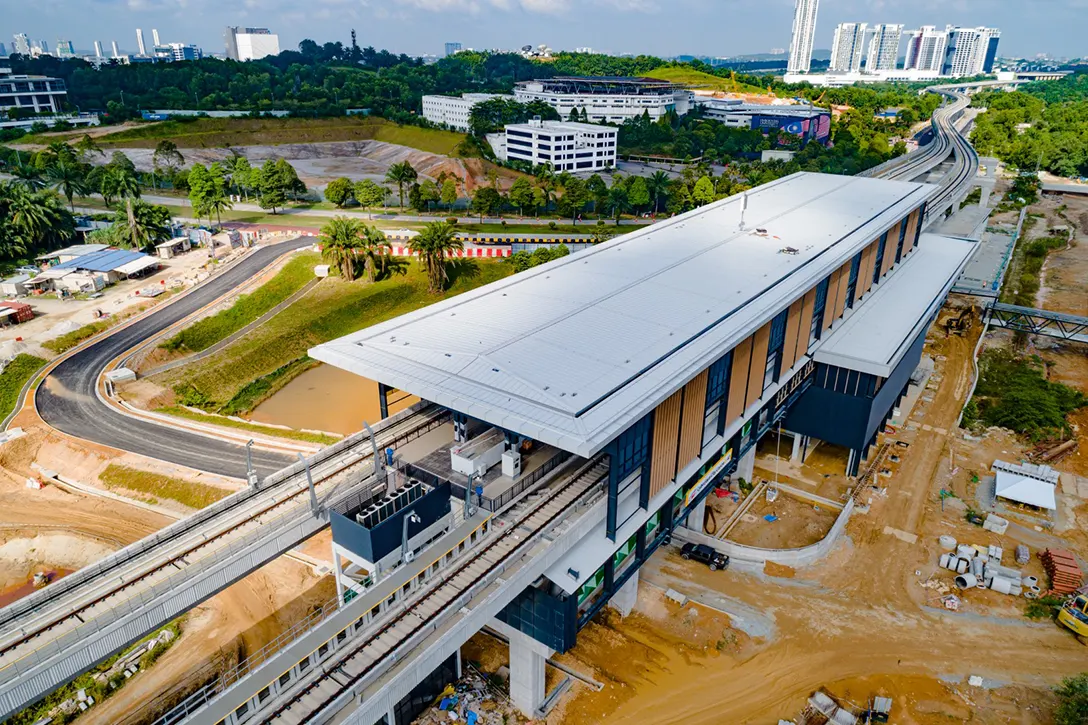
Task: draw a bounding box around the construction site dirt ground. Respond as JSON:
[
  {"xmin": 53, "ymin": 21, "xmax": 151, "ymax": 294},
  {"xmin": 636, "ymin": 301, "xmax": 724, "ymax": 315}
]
[{"xmin": 543, "ymin": 300, "xmax": 1088, "ymax": 724}]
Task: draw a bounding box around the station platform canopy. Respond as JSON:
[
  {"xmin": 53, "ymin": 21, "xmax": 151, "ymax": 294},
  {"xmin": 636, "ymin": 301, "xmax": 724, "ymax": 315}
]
[
  {"xmin": 813, "ymin": 233, "xmax": 976, "ymax": 378},
  {"xmin": 312, "ymin": 172, "xmax": 934, "ymax": 458}
]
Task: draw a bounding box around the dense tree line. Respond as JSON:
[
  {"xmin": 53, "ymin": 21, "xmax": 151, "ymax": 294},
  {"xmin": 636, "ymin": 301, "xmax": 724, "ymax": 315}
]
[{"xmin": 970, "ymin": 73, "xmax": 1088, "ymax": 178}]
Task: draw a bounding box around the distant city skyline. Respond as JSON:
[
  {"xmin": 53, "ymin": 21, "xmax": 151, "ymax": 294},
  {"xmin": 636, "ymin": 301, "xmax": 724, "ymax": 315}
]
[{"xmin": 1, "ymin": 0, "xmax": 1082, "ymax": 60}]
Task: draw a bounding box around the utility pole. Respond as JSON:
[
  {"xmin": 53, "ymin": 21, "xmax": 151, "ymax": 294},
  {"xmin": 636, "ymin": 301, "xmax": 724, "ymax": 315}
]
[{"xmin": 246, "ymin": 440, "xmax": 258, "ymax": 488}]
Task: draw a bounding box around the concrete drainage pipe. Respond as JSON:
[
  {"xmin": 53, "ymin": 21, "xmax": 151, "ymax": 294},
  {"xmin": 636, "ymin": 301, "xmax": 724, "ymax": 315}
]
[{"xmin": 955, "ymin": 573, "xmax": 979, "ymax": 589}]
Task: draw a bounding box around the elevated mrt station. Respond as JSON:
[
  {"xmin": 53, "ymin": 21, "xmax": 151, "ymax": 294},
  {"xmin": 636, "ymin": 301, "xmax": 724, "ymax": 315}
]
[{"xmin": 308, "ymin": 172, "xmax": 974, "ymax": 721}]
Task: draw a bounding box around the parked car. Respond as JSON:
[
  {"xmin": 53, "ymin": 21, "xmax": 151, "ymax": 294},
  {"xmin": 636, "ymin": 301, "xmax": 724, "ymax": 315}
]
[{"xmin": 680, "ymin": 543, "xmax": 729, "ymax": 571}]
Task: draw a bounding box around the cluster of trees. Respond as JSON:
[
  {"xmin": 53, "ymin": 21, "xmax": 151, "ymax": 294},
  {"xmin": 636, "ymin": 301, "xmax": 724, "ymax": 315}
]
[
  {"xmin": 318, "ymin": 217, "xmax": 462, "ymax": 294},
  {"xmin": 507, "ymin": 244, "xmax": 570, "ymax": 272},
  {"xmin": 188, "ymin": 156, "xmax": 305, "ymax": 215},
  {"xmin": 0, "ymin": 136, "xmax": 175, "ymax": 256},
  {"xmin": 970, "ymin": 73, "xmax": 1088, "ymax": 178},
  {"xmin": 466, "ymin": 98, "xmax": 560, "ymax": 136}
]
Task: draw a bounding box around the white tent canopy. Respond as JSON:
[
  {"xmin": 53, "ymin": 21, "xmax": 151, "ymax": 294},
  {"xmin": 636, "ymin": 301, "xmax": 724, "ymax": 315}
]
[
  {"xmin": 115, "ymin": 256, "xmax": 160, "ymax": 277},
  {"xmin": 993, "ymin": 460, "xmax": 1059, "ymax": 510}
]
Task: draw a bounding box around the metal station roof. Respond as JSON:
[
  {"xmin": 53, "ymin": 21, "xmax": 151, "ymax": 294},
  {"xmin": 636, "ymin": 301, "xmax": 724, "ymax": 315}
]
[
  {"xmin": 53, "ymin": 249, "xmax": 152, "ymax": 273},
  {"xmin": 813, "ymin": 233, "xmax": 976, "ymax": 378},
  {"xmin": 312, "ymin": 172, "xmax": 934, "ymax": 458}
]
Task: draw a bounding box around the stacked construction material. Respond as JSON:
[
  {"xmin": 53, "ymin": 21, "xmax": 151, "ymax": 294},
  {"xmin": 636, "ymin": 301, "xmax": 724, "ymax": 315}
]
[{"xmin": 1041, "ymin": 548, "xmax": 1084, "ymax": 594}]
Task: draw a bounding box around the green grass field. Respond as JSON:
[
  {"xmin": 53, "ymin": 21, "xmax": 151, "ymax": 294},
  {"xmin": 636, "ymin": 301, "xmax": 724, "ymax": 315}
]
[
  {"xmin": 0, "ymin": 354, "xmax": 47, "ymax": 421},
  {"xmin": 34, "ymin": 116, "xmax": 466, "ymax": 156},
  {"xmin": 156, "ymin": 260, "xmax": 514, "ymax": 411},
  {"xmin": 643, "ymin": 66, "xmax": 771, "ymax": 95},
  {"xmin": 162, "ymin": 252, "xmax": 320, "ymax": 353},
  {"xmin": 156, "ymin": 405, "xmax": 339, "ymax": 444},
  {"xmin": 100, "ymin": 464, "xmax": 232, "ymax": 509}
]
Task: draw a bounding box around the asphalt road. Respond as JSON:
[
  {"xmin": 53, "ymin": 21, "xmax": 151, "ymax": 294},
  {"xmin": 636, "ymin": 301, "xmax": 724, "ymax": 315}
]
[{"xmin": 35, "ymin": 238, "xmax": 315, "ymax": 478}]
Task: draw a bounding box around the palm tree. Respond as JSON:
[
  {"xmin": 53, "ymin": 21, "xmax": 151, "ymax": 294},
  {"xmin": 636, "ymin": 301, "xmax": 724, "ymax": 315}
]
[
  {"xmin": 358, "ymin": 225, "xmax": 390, "ymax": 283},
  {"xmin": 48, "ymin": 158, "xmax": 91, "ymax": 211},
  {"xmin": 646, "ymin": 170, "xmax": 671, "ymax": 215},
  {"xmin": 1, "ymin": 183, "xmax": 75, "ymax": 257},
  {"xmin": 408, "ymin": 221, "xmax": 463, "ymax": 295},
  {"xmin": 103, "ymin": 167, "xmax": 143, "ymax": 248},
  {"xmin": 319, "ymin": 216, "xmax": 367, "ymax": 280},
  {"xmin": 10, "ymin": 164, "xmax": 45, "ymax": 191},
  {"xmin": 385, "ymin": 162, "xmax": 418, "ymax": 209}
]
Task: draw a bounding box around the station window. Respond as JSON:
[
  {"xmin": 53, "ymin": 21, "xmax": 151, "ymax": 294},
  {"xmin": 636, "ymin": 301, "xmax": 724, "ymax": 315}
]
[
  {"xmin": 809, "ymin": 277, "xmax": 830, "ymax": 345},
  {"xmin": 236, "ymin": 702, "xmax": 250, "ymax": 722},
  {"xmin": 845, "ymin": 252, "xmax": 862, "ymax": 309},
  {"xmin": 872, "ymin": 232, "xmax": 888, "ymax": 285},
  {"xmin": 318, "ymin": 643, "xmax": 329, "ymax": 659},
  {"xmin": 298, "ymin": 656, "xmax": 311, "ymax": 673},
  {"xmin": 258, "ymin": 687, "xmax": 272, "ymax": 704},
  {"xmin": 278, "ymin": 671, "xmax": 292, "ymax": 688},
  {"xmin": 703, "ymin": 350, "xmax": 732, "ymax": 446},
  {"xmin": 763, "ymin": 309, "xmax": 790, "ymax": 392},
  {"xmin": 895, "ymin": 220, "xmax": 909, "ymax": 263}
]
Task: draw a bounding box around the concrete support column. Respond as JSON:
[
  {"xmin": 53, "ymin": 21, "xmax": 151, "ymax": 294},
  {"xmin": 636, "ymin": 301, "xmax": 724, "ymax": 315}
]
[
  {"xmin": 979, "ymin": 182, "xmax": 993, "ymax": 208},
  {"xmin": 789, "ymin": 433, "xmax": 806, "ymax": 464},
  {"xmin": 684, "ymin": 495, "xmax": 707, "ymax": 533},
  {"xmin": 490, "ymin": 619, "xmax": 553, "ymax": 718},
  {"xmin": 377, "ymin": 382, "xmax": 389, "ymax": 420},
  {"xmin": 333, "ymin": 549, "xmax": 345, "ymax": 605},
  {"xmin": 736, "ymin": 446, "xmax": 756, "ymax": 484},
  {"xmin": 609, "ymin": 569, "xmax": 639, "ymax": 617}
]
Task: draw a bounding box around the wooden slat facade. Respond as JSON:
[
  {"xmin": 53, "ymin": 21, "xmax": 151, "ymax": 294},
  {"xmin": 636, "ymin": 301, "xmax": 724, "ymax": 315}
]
[
  {"xmin": 880, "ymin": 222, "xmax": 900, "ymax": 278},
  {"xmin": 745, "ymin": 322, "xmax": 771, "ymax": 409},
  {"xmin": 677, "ymin": 371, "xmax": 709, "ymax": 470},
  {"xmin": 725, "ymin": 336, "xmax": 753, "ymax": 425},
  {"xmin": 795, "ymin": 289, "xmax": 817, "ymax": 362},
  {"xmin": 780, "ymin": 298, "xmax": 804, "ymax": 373},
  {"xmin": 856, "ymin": 243, "xmax": 876, "ymax": 302},
  {"xmin": 648, "ymin": 389, "xmax": 683, "ymax": 499}
]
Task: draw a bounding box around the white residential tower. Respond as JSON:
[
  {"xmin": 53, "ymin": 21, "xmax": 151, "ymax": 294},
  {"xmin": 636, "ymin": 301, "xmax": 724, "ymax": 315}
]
[
  {"xmin": 787, "ymin": 0, "xmax": 820, "ymax": 73},
  {"xmin": 830, "ymin": 23, "xmax": 867, "ymax": 73}
]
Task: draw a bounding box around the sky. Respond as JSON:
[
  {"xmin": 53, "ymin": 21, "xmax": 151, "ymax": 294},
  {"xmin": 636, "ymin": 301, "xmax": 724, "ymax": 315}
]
[{"xmin": 2, "ymin": 0, "xmax": 1083, "ymax": 59}]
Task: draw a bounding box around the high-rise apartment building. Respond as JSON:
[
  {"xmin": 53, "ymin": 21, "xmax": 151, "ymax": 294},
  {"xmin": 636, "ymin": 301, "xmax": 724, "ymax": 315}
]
[
  {"xmin": 152, "ymin": 29, "xmax": 161, "ymax": 46},
  {"xmin": 865, "ymin": 24, "xmax": 903, "ymax": 71},
  {"xmin": 0, "ymin": 43, "xmax": 7, "ymax": 57},
  {"xmin": 903, "ymin": 26, "xmax": 947, "ymax": 72},
  {"xmin": 136, "ymin": 28, "xmax": 147, "ymax": 56},
  {"xmin": 829, "ymin": 22, "xmax": 867, "ymax": 73},
  {"xmin": 787, "ymin": 0, "xmax": 820, "ymax": 73},
  {"xmin": 111, "ymin": 41, "xmax": 120, "ymax": 58},
  {"xmin": 942, "ymin": 26, "xmax": 1000, "ymax": 77},
  {"xmin": 444, "ymin": 42, "xmax": 462, "ymax": 57},
  {"xmin": 56, "ymin": 40, "xmax": 75, "ymax": 58},
  {"xmin": 12, "ymin": 34, "xmax": 30, "ymax": 56},
  {"xmin": 93, "ymin": 40, "xmax": 103, "ymax": 58},
  {"xmin": 225, "ymin": 27, "xmax": 280, "ymax": 61}
]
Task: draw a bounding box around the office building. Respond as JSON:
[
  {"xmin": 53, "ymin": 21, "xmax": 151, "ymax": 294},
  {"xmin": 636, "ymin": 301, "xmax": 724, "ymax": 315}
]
[
  {"xmin": 111, "ymin": 41, "xmax": 120, "ymax": 58},
  {"xmin": 830, "ymin": 22, "xmax": 867, "ymax": 73},
  {"xmin": 787, "ymin": 0, "xmax": 820, "ymax": 73},
  {"xmin": 695, "ymin": 99, "xmax": 832, "ymax": 145},
  {"xmin": 0, "ymin": 67, "xmax": 68, "ymax": 114},
  {"xmin": 503, "ymin": 118, "xmax": 617, "ymax": 172},
  {"xmin": 56, "ymin": 39, "xmax": 75, "ymax": 58},
  {"xmin": 12, "ymin": 34, "xmax": 30, "ymax": 56},
  {"xmin": 0, "ymin": 43, "xmax": 7, "ymax": 58},
  {"xmin": 152, "ymin": 29, "xmax": 161, "ymax": 46},
  {"xmin": 35, "ymin": 40, "xmax": 50, "ymax": 55},
  {"xmin": 444, "ymin": 42, "xmax": 462, "ymax": 57},
  {"xmin": 943, "ymin": 26, "xmax": 1001, "ymax": 77},
  {"xmin": 154, "ymin": 43, "xmax": 203, "ymax": 62},
  {"xmin": 513, "ymin": 76, "xmax": 692, "ymax": 124},
  {"xmin": 903, "ymin": 26, "xmax": 948, "ymax": 72},
  {"xmin": 93, "ymin": 41, "xmax": 103, "ymax": 58},
  {"xmin": 136, "ymin": 28, "xmax": 147, "ymax": 56},
  {"xmin": 421, "ymin": 93, "xmax": 509, "ymax": 132},
  {"xmin": 225, "ymin": 27, "xmax": 280, "ymax": 61},
  {"xmin": 866, "ymin": 24, "xmax": 903, "ymax": 71}
]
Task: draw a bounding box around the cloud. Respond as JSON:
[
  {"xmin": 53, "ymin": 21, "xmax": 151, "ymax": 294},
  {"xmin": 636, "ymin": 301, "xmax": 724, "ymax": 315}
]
[{"xmin": 392, "ymin": 0, "xmax": 654, "ymax": 14}]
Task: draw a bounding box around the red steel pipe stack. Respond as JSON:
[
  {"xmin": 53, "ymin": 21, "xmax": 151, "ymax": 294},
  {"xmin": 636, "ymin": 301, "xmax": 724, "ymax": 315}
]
[{"xmin": 1041, "ymin": 548, "xmax": 1083, "ymax": 594}]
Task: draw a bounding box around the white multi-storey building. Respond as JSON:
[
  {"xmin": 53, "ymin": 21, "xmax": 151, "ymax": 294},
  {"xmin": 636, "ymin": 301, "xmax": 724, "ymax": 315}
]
[
  {"xmin": 225, "ymin": 27, "xmax": 280, "ymax": 61},
  {"xmin": 0, "ymin": 67, "xmax": 67, "ymax": 114},
  {"xmin": 152, "ymin": 29, "xmax": 161, "ymax": 46},
  {"xmin": 903, "ymin": 26, "xmax": 948, "ymax": 72},
  {"xmin": 787, "ymin": 0, "xmax": 820, "ymax": 73},
  {"xmin": 513, "ymin": 77, "xmax": 691, "ymax": 124},
  {"xmin": 866, "ymin": 24, "xmax": 903, "ymax": 71},
  {"xmin": 154, "ymin": 43, "xmax": 203, "ymax": 62},
  {"xmin": 12, "ymin": 34, "xmax": 30, "ymax": 56},
  {"xmin": 504, "ymin": 119, "xmax": 616, "ymax": 173},
  {"xmin": 942, "ymin": 26, "xmax": 1001, "ymax": 77},
  {"xmin": 421, "ymin": 93, "xmax": 510, "ymax": 132},
  {"xmin": 830, "ymin": 23, "xmax": 867, "ymax": 73},
  {"xmin": 136, "ymin": 28, "xmax": 147, "ymax": 56}
]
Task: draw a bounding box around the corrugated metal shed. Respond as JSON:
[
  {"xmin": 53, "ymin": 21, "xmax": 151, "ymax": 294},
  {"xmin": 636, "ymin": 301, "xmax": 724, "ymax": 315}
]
[
  {"xmin": 813, "ymin": 233, "xmax": 976, "ymax": 377},
  {"xmin": 312, "ymin": 172, "xmax": 934, "ymax": 457},
  {"xmin": 53, "ymin": 249, "xmax": 151, "ymax": 273}
]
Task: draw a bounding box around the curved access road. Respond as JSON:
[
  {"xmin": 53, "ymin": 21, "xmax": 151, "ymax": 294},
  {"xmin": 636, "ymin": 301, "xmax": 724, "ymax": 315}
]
[{"xmin": 35, "ymin": 238, "xmax": 314, "ymax": 478}]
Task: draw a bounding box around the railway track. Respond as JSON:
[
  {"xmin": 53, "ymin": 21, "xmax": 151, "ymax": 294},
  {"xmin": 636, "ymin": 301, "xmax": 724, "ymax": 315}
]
[
  {"xmin": 0, "ymin": 405, "xmax": 448, "ymax": 721},
  {"xmin": 259, "ymin": 458, "xmax": 609, "ymax": 725}
]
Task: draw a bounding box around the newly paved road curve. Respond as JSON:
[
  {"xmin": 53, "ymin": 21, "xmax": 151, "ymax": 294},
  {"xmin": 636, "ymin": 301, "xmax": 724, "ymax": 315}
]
[{"xmin": 36, "ymin": 239, "xmax": 314, "ymax": 478}]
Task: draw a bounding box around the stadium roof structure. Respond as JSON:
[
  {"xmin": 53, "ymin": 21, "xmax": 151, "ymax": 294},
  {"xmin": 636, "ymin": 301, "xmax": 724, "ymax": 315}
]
[
  {"xmin": 312, "ymin": 172, "xmax": 935, "ymax": 458},
  {"xmin": 516, "ymin": 76, "xmax": 683, "ymax": 93}
]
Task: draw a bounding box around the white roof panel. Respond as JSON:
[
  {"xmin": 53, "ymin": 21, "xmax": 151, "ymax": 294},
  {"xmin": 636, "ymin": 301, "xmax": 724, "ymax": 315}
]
[
  {"xmin": 813, "ymin": 233, "xmax": 976, "ymax": 377},
  {"xmin": 995, "ymin": 470, "xmax": 1057, "ymax": 510},
  {"xmin": 312, "ymin": 172, "xmax": 934, "ymax": 457}
]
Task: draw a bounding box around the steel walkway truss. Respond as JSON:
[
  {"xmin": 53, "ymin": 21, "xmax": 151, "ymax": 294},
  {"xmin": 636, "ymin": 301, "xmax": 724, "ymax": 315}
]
[{"xmin": 985, "ymin": 302, "xmax": 1088, "ymax": 344}]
